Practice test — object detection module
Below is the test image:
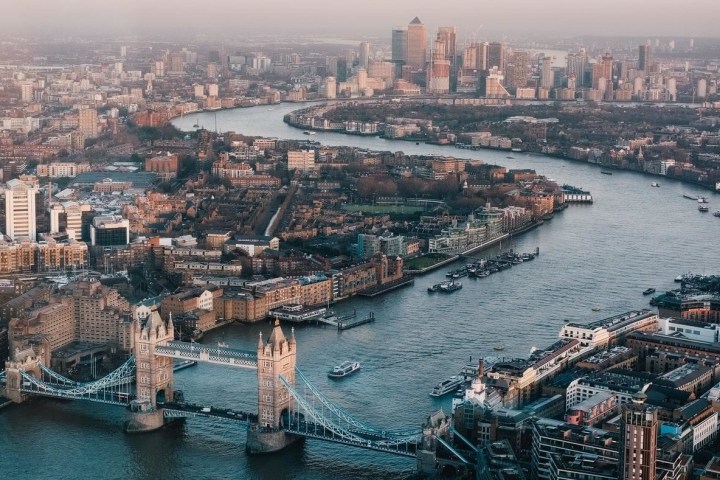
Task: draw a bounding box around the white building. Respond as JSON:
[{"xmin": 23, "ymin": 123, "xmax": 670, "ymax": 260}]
[
  {"xmin": 658, "ymin": 317, "xmax": 719, "ymax": 343},
  {"xmin": 3, "ymin": 178, "xmax": 38, "ymax": 241},
  {"xmin": 49, "ymin": 201, "xmax": 92, "ymax": 241},
  {"xmin": 559, "ymin": 310, "xmax": 658, "ymax": 348}
]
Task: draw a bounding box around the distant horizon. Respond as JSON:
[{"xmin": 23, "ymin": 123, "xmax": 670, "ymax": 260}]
[{"xmin": 2, "ymin": 0, "xmax": 719, "ymax": 41}]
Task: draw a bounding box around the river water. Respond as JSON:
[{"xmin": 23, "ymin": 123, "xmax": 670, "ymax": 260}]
[{"xmin": 2, "ymin": 103, "xmax": 719, "ymax": 480}]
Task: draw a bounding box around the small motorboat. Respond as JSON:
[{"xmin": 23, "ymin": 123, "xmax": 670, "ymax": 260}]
[
  {"xmin": 493, "ymin": 344, "xmax": 505, "ymax": 351},
  {"xmin": 642, "ymin": 288, "xmax": 656, "ymax": 296}
]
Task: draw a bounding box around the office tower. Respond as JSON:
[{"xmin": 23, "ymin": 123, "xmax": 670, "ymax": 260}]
[
  {"xmin": 336, "ymin": 57, "xmax": 348, "ymax": 82},
  {"xmin": 638, "ymin": 45, "xmax": 651, "ymax": 71},
  {"xmin": 78, "ymin": 108, "xmax": 98, "ymax": 138},
  {"xmin": 427, "ymin": 40, "xmax": 450, "ymax": 94},
  {"xmin": 3, "ymin": 178, "xmax": 39, "ymax": 240},
  {"xmin": 619, "ymin": 392, "xmax": 657, "ymax": 480},
  {"xmin": 406, "ymin": 17, "xmax": 427, "ymax": 69},
  {"xmin": 436, "ymin": 27, "xmax": 457, "ymax": 90},
  {"xmin": 592, "ymin": 53, "xmax": 613, "ymax": 90},
  {"xmin": 392, "ymin": 26, "xmax": 408, "ymax": 65},
  {"xmin": 476, "ymin": 42, "xmax": 489, "ymax": 72},
  {"xmin": 540, "ymin": 57, "xmax": 554, "ymax": 89},
  {"xmin": 487, "ymin": 42, "xmax": 505, "ymax": 74},
  {"xmin": 324, "ymin": 77, "xmax": 336, "ymax": 99},
  {"xmin": 436, "ymin": 27, "xmax": 457, "ymax": 63},
  {"xmin": 359, "ymin": 42, "xmax": 370, "ymax": 70},
  {"xmin": 120, "ymin": 45, "xmax": 127, "ymax": 57},
  {"xmin": 90, "ymin": 215, "xmax": 130, "ymax": 246},
  {"xmin": 168, "ymin": 53, "xmax": 185, "ymax": 75},
  {"xmin": 506, "ymin": 51, "xmax": 528, "ymax": 89}
]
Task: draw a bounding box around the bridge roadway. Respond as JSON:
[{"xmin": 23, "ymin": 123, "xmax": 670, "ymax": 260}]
[
  {"xmin": 154, "ymin": 341, "xmax": 258, "ymax": 369},
  {"xmin": 162, "ymin": 402, "xmax": 258, "ymax": 423}
]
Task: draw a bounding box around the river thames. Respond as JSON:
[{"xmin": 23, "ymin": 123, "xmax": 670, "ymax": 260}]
[{"xmin": 1, "ymin": 103, "xmax": 719, "ymax": 480}]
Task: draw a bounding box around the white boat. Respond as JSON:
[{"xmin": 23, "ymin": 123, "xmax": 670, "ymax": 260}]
[
  {"xmin": 650, "ymin": 182, "xmax": 660, "ymax": 187},
  {"xmin": 430, "ymin": 375, "xmax": 465, "ymax": 397},
  {"xmin": 328, "ymin": 361, "xmax": 361, "ymax": 379}
]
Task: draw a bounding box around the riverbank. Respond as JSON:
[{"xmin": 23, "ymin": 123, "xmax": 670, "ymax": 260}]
[{"xmin": 279, "ymin": 102, "xmax": 720, "ymax": 194}]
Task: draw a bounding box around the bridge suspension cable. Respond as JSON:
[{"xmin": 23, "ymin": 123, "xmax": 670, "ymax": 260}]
[
  {"xmin": 294, "ymin": 368, "xmax": 420, "ymax": 438},
  {"xmin": 279, "ymin": 374, "xmax": 419, "ymax": 456}
]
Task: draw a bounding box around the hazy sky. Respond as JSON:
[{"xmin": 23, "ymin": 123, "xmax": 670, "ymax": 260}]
[{"xmin": 2, "ymin": 0, "xmax": 718, "ymax": 40}]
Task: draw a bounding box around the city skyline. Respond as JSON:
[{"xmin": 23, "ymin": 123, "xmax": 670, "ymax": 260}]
[{"xmin": 2, "ymin": 0, "xmax": 719, "ymax": 39}]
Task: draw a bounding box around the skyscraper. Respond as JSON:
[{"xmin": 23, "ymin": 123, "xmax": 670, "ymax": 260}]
[
  {"xmin": 619, "ymin": 391, "xmax": 658, "ymax": 480},
  {"xmin": 391, "ymin": 26, "xmax": 408, "ymax": 64},
  {"xmin": 506, "ymin": 51, "xmax": 528, "ymax": 89},
  {"xmin": 427, "ymin": 40, "xmax": 450, "ymax": 94},
  {"xmin": 359, "ymin": 41, "xmax": 370, "ymax": 70},
  {"xmin": 540, "ymin": 56, "xmax": 554, "ymax": 89},
  {"xmin": 406, "ymin": 17, "xmax": 427, "ymax": 69},
  {"xmin": 638, "ymin": 45, "xmax": 651, "ymax": 72},
  {"xmin": 3, "ymin": 178, "xmax": 38, "ymax": 241},
  {"xmin": 487, "ymin": 42, "xmax": 505, "ymax": 74}
]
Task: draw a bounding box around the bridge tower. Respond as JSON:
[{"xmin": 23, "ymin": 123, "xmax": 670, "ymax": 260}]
[
  {"xmin": 246, "ymin": 319, "xmax": 301, "ymax": 454},
  {"xmin": 124, "ymin": 311, "xmax": 174, "ymax": 433},
  {"xmin": 3, "ymin": 347, "xmax": 44, "ymax": 403}
]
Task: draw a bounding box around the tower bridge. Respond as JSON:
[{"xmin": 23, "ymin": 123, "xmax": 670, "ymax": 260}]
[{"xmin": 2, "ymin": 312, "xmax": 468, "ymax": 472}]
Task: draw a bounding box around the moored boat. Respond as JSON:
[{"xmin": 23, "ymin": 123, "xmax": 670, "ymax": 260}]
[
  {"xmin": 699, "ymin": 204, "xmax": 709, "ymax": 212},
  {"xmin": 714, "ymin": 211, "xmax": 720, "ymax": 217},
  {"xmin": 642, "ymin": 288, "xmax": 656, "ymax": 295},
  {"xmin": 328, "ymin": 361, "xmax": 361, "ymax": 379},
  {"xmin": 430, "ymin": 376, "xmax": 465, "ymax": 397},
  {"xmin": 438, "ymin": 280, "xmax": 462, "ymax": 293},
  {"xmin": 600, "ymin": 170, "xmax": 613, "ymax": 175}
]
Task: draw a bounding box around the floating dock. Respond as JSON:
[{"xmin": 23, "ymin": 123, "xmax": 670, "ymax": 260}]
[{"xmin": 337, "ymin": 312, "xmax": 375, "ymax": 330}]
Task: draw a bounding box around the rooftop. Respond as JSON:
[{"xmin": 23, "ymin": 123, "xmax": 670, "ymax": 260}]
[{"xmin": 566, "ymin": 310, "xmax": 655, "ymax": 332}]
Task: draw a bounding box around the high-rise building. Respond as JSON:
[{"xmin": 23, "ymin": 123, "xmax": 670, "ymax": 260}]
[
  {"xmin": 3, "ymin": 178, "xmax": 38, "ymax": 241},
  {"xmin": 89, "ymin": 215, "xmax": 130, "ymax": 246},
  {"xmin": 324, "ymin": 76, "xmax": 337, "ymax": 99},
  {"xmin": 506, "ymin": 51, "xmax": 529, "ymax": 89},
  {"xmin": 427, "ymin": 40, "xmax": 451, "ymax": 94},
  {"xmin": 358, "ymin": 41, "xmax": 370, "ymax": 70},
  {"xmin": 592, "ymin": 54, "xmax": 614, "ymax": 90},
  {"xmin": 49, "ymin": 201, "xmax": 93, "ymax": 241},
  {"xmin": 619, "ymin": 391, "xmax": 658, "ymax": 480},
  {"xmin": 20, "ymin": 83, "xmax": 33, "ymax": 103},
  {"xmin": 436, "ymin": 27, "xmax": 457, "ymax": 64},
  {"xmin": 540, "ymin": 56, "xmax": 554, "ymax": 89},
  {"xmin": 78, "ymin": 108, "xmax": 98, "ymax": 138},
  {"xmin": 638, "ymin": 45, "xmax": 651, "ymax": 72},
  {"xmin": 406, "ymin": 17, "xmax": 427, "ymax": 69},
  {"xmin": 391, "ymin": 26, "xmax": 408, "ymax": 65},
  {"xmin": 487, "ymin": 42, "xmax": 505, "ymax": 74}
]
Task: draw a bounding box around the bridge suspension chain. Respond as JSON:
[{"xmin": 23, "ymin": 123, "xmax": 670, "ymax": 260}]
[
  {"xmin": 294, "ymin": 368, "xmax": 420, "ymax": 438},
  {"xmin": 280, "ymin": 375, "xmax": 419, "ymax": 452}
]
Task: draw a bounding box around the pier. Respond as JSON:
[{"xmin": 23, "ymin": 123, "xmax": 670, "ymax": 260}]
[{"xmin": 337, "ymin": 311, "xmax": 375, "ymax": 330}]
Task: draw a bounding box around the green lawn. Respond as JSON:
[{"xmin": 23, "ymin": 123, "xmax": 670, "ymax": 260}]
[
  {"xmin": 403, "ymin": 254, "xmax": 452, "ymax": 270},
  {"xmin": 343, "ymin": 204, "xmax": 424, "ymax": 214}
]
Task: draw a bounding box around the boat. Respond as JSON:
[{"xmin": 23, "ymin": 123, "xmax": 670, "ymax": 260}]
[
  {"xmin": 699, "ymin": 204, "xmax": 709, "ymax": 212},
  {"xmin": 506, "ymin": 156, "xmax": 515, "ymax": 159},
  {"xmin": 591, "ymin": 306, "xmax": 601, "ymax": 311},
  {"xmin": 438, "ymin": 280, "xmax": 462, "ymax": 293},
  {"xmin": 427, "ymin": 284, "xmax": 439, "ymax": 293},
  {"xmin": 642, "ymin": 288, "xmax": 656, "ymax": 295},
  {"xmin": 714, "ymin": 211, "xmax": 720, "ymax": 217},
  {"xmin": 217, "ymin": 342, "xmax": 229, "ymax": 348},
  {"xmin": 600, "ymin": 170, "xmax": 613, "ymax": 175},
  {"xmin": 698, "ymin": 196, "xmax": 709, "ymax": 203},
  {"xmin": 511, "ymin": 148, "xmax": 522, "ymax": 153},
  {"xmin": 650, "ymin": 182, "xmax": 660, "ymax": 187},
  {"xmin": 328, "ymin": 361, "xmax": 361, "ymax": 379},
  {"xmin": 430, "ymin": 375, "xmax": 465, "ymax": 397},
  {"xmin": 493, "ymin": 344, "xmax": 505, "ymax": 351},
  {"xmin": 192, "ymin": 123, "xmax": 199, "ymax": 128},
  {"xmin": 683, "ymin": 194, "xmax": 699, "ymax": 200},
  {"xmin": 303, "ymin": 130, "xmax": 316, "ymax": 135}
]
